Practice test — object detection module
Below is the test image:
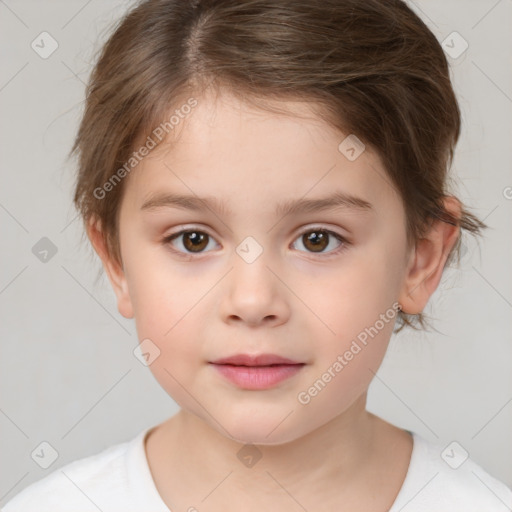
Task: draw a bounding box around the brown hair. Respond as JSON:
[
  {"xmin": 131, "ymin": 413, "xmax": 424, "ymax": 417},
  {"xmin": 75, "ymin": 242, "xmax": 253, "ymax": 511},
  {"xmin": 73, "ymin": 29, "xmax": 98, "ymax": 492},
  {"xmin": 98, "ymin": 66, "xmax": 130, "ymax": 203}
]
[{"xmin": 70, "ymin": 0, "xmax": 487, "ymax": 332}]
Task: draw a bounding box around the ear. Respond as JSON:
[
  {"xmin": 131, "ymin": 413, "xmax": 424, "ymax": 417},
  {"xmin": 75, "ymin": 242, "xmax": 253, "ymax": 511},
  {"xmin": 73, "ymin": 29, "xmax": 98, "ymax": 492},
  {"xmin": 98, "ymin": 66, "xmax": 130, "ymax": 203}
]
[
  {"xmin": 398, "ymin": 196, "xmax": 461, "ymax": 315},
  {"xmin": 86, "ymin": 217, "xmax": 134, "ymax": 319}
]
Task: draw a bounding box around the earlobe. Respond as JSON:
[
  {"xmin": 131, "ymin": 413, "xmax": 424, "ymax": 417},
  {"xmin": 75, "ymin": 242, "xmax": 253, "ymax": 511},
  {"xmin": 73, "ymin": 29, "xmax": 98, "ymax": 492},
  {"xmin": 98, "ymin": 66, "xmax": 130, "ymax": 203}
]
[
  {"xmin": 86, "ymin": 217, "xmax": 134, "ymax": 319},
  {"xmin": 398, "ymin": 197, "xmax": 461, "ymax": 315}
]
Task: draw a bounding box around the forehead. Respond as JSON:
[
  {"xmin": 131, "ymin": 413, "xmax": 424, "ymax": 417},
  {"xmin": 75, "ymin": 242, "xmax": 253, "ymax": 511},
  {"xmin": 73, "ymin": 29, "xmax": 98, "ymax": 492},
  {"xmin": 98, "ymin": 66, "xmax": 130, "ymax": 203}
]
[{"xmin": 122, "ymin": 90, "xmax": 402, "ymax": 218}]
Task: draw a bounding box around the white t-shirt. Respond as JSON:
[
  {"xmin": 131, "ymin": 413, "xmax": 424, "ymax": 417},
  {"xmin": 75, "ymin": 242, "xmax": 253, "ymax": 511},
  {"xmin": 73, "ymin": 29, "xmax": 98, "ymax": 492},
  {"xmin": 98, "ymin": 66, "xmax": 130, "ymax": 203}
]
[{"xmin": 2, "ymin": 428, "xmax": 511, "ymax": 511}]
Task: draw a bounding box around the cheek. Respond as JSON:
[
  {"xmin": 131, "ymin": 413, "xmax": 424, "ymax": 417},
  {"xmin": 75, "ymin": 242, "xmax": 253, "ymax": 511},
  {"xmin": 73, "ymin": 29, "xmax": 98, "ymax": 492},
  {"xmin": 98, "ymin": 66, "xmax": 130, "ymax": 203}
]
[
  {"xmin": 123, "ymin": 238, "xmax": 204, "ymax": 325},
  {"xmin": 303, "ymin": 246, "xmax": 401, "ymax": 395},
  {"xmin": 127, "ymin": 265, "xmax": 206, "ymax": 405},
  {"xmin": 297, "ymin": 312, "xmax": 396, "ymax": 416},
  {"xmin": 123, "ymin": 262, "xmax": 189, "ymax": 364},
  {"xmin": 316, "ymin": 251, "xmax": 401, "ymax": 340}
]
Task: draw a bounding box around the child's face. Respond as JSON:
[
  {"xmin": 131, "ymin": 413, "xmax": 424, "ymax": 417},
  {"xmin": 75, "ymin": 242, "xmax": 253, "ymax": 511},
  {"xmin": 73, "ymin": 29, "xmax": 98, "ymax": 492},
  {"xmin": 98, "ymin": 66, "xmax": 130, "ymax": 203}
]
[{"xmin": 102, "ymin": 90, "xmax": 415, "ymax": 444}]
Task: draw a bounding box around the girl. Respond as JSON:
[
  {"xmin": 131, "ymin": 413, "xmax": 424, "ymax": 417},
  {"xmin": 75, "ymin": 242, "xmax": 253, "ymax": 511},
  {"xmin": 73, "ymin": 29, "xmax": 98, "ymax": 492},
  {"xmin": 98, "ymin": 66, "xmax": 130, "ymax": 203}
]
[{"xmin": 4, "ymin": 1, "xmax": 511, "ymax": 510}]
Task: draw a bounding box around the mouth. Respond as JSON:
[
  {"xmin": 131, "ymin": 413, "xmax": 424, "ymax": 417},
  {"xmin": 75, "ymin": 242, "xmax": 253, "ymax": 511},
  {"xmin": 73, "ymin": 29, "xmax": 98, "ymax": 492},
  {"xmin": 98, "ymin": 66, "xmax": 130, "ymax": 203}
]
[
  {"xmin": 209, "ymin": 353, "xmax": 305, "ymax": 389},
  {"xmin": 210, "ymin": 353, "xmax": 303, "ymax": 366}
]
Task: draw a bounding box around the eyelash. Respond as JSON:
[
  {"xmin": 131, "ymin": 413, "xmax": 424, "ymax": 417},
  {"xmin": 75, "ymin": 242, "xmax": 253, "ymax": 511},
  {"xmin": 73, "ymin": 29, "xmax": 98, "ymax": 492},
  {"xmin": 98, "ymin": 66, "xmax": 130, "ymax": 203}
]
[{"xmin": 161, "ymin": 226, "xmax": 350, "ymax": 259}]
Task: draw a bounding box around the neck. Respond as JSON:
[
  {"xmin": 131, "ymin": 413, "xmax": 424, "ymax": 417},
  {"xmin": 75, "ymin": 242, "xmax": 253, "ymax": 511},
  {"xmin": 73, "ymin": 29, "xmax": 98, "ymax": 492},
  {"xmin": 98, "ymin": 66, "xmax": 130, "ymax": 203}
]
[{"xmin": 157, "ymin": 394, "xmax": 379, "ymax": 499}]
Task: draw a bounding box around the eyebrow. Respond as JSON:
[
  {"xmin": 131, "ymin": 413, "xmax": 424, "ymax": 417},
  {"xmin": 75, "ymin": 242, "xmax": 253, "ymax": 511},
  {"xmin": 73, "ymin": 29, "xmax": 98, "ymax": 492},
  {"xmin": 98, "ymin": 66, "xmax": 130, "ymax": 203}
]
[{"xmin": 140, "ymin": 190, "xmax": 373, "ymax": 218}]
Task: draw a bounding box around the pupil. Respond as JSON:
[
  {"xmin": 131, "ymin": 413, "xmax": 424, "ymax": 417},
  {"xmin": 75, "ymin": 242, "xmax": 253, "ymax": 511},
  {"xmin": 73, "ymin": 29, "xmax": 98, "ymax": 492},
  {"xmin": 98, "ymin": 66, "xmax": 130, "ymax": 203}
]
[
  {"xmin": 185, "ymin": 232, "xmax": 207, "ymax": 251},
  {"xmin": 305, "ymin": 231, "xmax": 327, "ymax": 252}
]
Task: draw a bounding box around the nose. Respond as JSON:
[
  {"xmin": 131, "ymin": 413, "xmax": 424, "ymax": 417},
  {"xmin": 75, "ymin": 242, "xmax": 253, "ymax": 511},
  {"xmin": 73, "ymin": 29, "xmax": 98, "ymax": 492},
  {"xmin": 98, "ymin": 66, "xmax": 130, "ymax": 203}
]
[{"xmin": 219, "ymin": 248, "xmax": 290, "ymax": 328}]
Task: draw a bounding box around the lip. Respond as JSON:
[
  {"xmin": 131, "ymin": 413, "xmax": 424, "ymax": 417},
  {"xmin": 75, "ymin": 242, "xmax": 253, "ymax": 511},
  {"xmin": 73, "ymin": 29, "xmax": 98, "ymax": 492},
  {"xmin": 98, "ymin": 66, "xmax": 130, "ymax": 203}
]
[
  {"xmin": 210, "ymin": 353, "xmax": 302, "ymax": 366},
  {"xmin": 209, "ymin": 353, "xmax": 305, "ymax": 390}
]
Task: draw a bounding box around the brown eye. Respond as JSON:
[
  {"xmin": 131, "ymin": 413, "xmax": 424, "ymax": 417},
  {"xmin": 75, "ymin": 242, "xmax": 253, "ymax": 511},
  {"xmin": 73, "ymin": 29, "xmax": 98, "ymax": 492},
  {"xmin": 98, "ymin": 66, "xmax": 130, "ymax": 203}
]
[
  {"xmin": 302, "ymin": 230, "xmax": 329, "ymax": 252},
  {"xmin": 292, "ymin": 228, "xmax": 346, "ymax": 255},
  {"xmin": 181, "ymin": 231, "xmax": 209, "ymax": 252},
  {"xmin": 164, "ymin": 230, "xmax": 216, "ymax": 254}
]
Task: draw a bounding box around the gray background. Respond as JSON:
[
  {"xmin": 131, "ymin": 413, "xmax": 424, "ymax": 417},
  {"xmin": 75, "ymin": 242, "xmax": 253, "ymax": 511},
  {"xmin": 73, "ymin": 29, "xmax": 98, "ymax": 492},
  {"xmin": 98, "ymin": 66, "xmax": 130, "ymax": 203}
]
[{"xmin": 1, "ymin": 0, "xmax": 511, "ymax": 505}]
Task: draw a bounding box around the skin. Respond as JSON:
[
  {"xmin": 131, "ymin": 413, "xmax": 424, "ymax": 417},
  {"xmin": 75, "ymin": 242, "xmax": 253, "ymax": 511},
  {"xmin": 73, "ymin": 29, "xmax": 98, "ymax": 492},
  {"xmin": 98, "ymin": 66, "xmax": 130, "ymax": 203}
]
[{"xmin": 88, "ymin": 88, "xmax": 461, "ymax": 511}]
